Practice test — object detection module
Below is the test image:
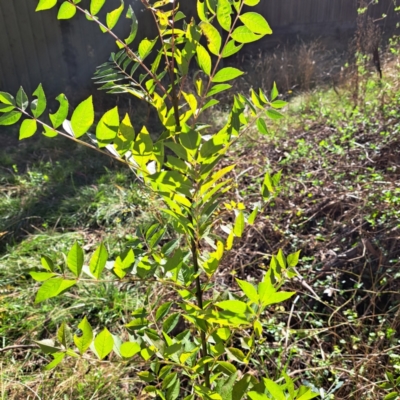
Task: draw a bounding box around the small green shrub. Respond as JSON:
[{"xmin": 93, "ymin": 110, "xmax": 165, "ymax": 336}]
[{"xmin": 0, "ymin": 0, "xmax": 319, "ymax": 398}]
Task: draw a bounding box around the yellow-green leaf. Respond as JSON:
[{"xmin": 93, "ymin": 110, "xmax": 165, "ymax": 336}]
[
  {"xmin": 217, "ymin": 0, "xmax": 232, "ymax": 31},
  {"xmin": 96, "ymin": 106, "xmax": 119, "ymax": 144},
  {"xmin": 29, "ymin": 271, "xmax": 56, "ymax": 281},
  {"xmin": 36, "ymin": 0, "xmax": 58, "ymax": 11},
  {"xmin": 89, "ymin": 243, "xmax": 108, "ymax": 279},
  {"xmin": 231, "ymin": 26, "xmax": 263, "ymax": 43},
  {"xmin": 239, "ymin": 12, "xmax": 272, "ymax": 35},
  {"xmin": 67, "ymin": 242, "xmax": 84, "ymax": 277},
  {"xmin": 106, "ymin": 1, "xmax": 124, "ymax": 30},
  {"xmin": 0, "ymin": 111, "xmax": 22, "ymax": 126},
  {"xmin": 0, "ymin": 92, "xmax": 15, "ymax": 105},
  {"xmin": 233, "ymin": 210, "xmax": 245, "ymax": 237},
  {"xmin": 199, "ymin": 21, "xmax": 221, "ymax": 55},
  {"xmin": 120, "ymin": 342, "xmax": 141, "ymax": 358},
  {"xmin": 31, "ymin": 83, "xmax": 47, "ymax": 118},
  {"xmin": 35, "ymin": 278, "xmax": 76, "ymax": 303},
  {"xmin": 49, "ymin": 94, "xmax": 68, "ymax": 128},
  {"xmin": 57, "ymin": 2, "xmax": 77, "ymax": 19},
  {"xmin": 94, "ymin": 328, "xmax": 114, "ymax": 360},
  {"xmin": 236, "ymin": 279, "xmax": 259, "ymax": 303},
  {"xmin": 222, "ymin": 40, "xmax": 244, "ymax": 58},
  {"xmin": 216, "ymin": 300, "xmax": 248, "ymax": 314},
  {"xmin": 19, "ymin": 119, "xmax": 37, "ymax": 140},
  {"xmin": 90, "ymin": 0, "xmax": 106, "ymax": 15},
  {"xmin": 74, "ymin": 316, "xmax": 93, "ymax": 355},
  {"xmin": 71, "ymin": 96, "xmax": 94, "ymax": 137},
  {"xmin": 196, "ymin": 44, "xmax": 211, "ymax": 75},
  {"xmin": 212, "ymin": 67, "xmax": 243, "ymax": 83}
]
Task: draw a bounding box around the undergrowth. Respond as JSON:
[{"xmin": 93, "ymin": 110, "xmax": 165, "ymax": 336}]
[{"xmin": 1, "ymin": 42, "xmax": 400, "ymax": 400}]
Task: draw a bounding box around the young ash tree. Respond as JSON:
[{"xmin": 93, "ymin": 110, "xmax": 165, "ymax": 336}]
[{"xmin": 0, "ymin": 0, "xmax": 318, "ymax": 399}]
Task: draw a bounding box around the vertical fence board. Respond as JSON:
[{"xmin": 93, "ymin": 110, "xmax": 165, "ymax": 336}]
[{"xmin": 0, "ymin": 0, "xmax": 397, "ymax": 96}]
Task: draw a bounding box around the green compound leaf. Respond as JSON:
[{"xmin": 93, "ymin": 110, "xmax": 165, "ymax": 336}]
[
  {"xmin": 199, "ymin": 21, "xmax": 221, "ymax": 55},
  {"xmin": 35, "ymin": 278, "xmax": 76, "ymax": 303},
  {"xmin": 36, "ymin": 0, "xmax": 58, "ymax": 11},
  {"xmin": 74, "ymin": 316, "xmax": 93, "ymax": 355},
  {"xmin": 19, "ymin": 119, "xmax": 38, "ymax": 140},
  {"xmin": 89, "ymin": 243, "xmax": 108, "ymax": 279},
  {"xmin": 49, "ymin": 94, "xmax": 69, "ymax": 128},
  {"xmin": 244, "ymin": 0, "xmax": 260, "ymax": 5},
  {"xmin": 94, "ymin": 328, "xmax": 114, "ymax": 360},
  {"xmin": 67, "ymin": 242, "xmax": 84, "ymax": 277},
  {"xmin": 125, "ymin": 6, "xmax": 138, "ymax": 45},
  {"xmin": 239, "ymin": 12, "xmax": 272, "ymax": 35},
  {"xmin": 90, "ymin": 0, "xmax": 106, "ymax": 15},
  {"xmin": 16, "ymin": 87, "xmax": 29, "ymax": 110},
  {"xmin": 70, "ymin": 96, "xmax": 94, "ymax": 137},
  {"xmin": 106, "ymin": 0, "xmax": 124, "ymax": 30},
  {"xmin": 212, "ymin": 67, "xmax": 243, "ymax": 83},
  {"xmin": 196, "ymin": 44, "xmax": 212, "ymax": 76},
  {"xmin": 57, "ymin": 2, "xmax": 77, "ymax": 19},
  {"xmin": 231, "ymin": 26, "xmax": 263, "ymax": 43},
  {"xmin": 96, "ymin": 106, "xmax": 119, "ymax": 144},
  {"xmin": 31, "ymin": 83, "xmax": 47, "ymax": 118},
  {"xmin": 0, "ymin": 111, "xmax": 22, "ymax": 126}
]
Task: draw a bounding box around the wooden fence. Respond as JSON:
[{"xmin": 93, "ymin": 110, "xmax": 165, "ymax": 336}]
[{"xmin": 0, "ymin": 0, "xmax": 397, "ymax": 98}]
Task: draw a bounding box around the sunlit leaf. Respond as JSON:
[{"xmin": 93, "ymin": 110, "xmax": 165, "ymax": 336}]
[
  {"xmin": 19, "ymin": 119, "xmax": 37, "ymax": 140},
  {"xmin": 35, "ymin": 278, "xmax": 76, "ymax": 303},
  {"xmin": 196, "ymin": 44, "xmax": 211, "ymax": 75},
  {"xmin": 94, "ymin": 328, "xmax": 114, "ymax": 360},
  {"xmin": 49, "ymin": 94, "xmax": 69, "ymax": 128},
  {"xmin": 74, "ymin": 316, "xmax": 93, "ymax": 354},
  {"xmin": 90, "ymin": 0, "xmax": 106, "ymax": 15},
  {"xmin": 120, "ymin": 342, "xmax": 141, "ymax": 358},
  {"xmin": 199, "ymin": 21, "xmax": 221, "ymax": 55},
  {"xmin": 212, "ymin": 67, "xmax": 243, "ymax": 83},
  {"xmin": 57, "ymin": 2, "xmax": 77, "ymax": 19},
  {"xmin": 125, "ymin": 5, "xmax": 138, "ymax": 45},
  {"xmin": 96, "ymin": 106, "xmax": 119, "ymax": 144},
  {"xmin": 231, "ymin": 26, "xmax": 263, "ymax": 43},
  {"xmin": 89, "ymin": 243, "xmax": 108, "ymax": 279},
  {"xmin": 29, "ymin": 272, "xmax": 56, "ymax": 281},
  {"xmin": 70, "ymin": 96, "xmax": 94, "ymax": 137},
  {"xmin": 239, "ymin": 12, "xmax": 272, "ymax": 35},
  {"xmin": 36, "ymin": 0, "xmax": 58, "ymax": 11},
  {"xmin": 106, "ymin": 1, "xmax": 124, "ymax": 30},
  {"xmin": 31, "ymin": 83, "xmax": 47, "ymax": 118},
  {"xmin": 67, "ymin": 242, "xmax": 84, "ymax": 277}
]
